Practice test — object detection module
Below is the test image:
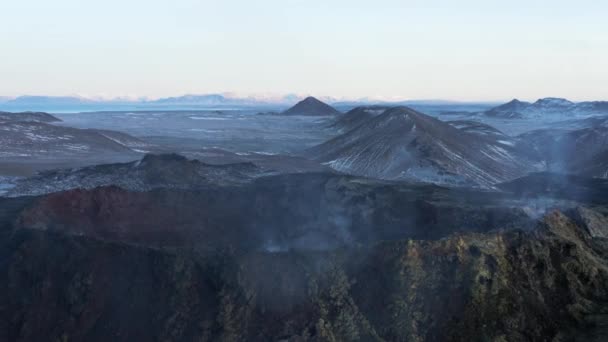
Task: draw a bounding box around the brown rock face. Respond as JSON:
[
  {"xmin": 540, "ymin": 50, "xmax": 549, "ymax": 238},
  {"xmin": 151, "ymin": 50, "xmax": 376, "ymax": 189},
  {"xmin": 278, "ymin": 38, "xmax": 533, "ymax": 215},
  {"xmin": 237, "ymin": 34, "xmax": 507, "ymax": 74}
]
[
  {"xmin": 14, "ymin": 174, "xmax": 534, "ymax": 250},
  {"xmin": 2, "ymin": 169, "xmax": 608, "ymax": 341},
  {"xmin": 1, "ymin": 200, "xmax": 608, "ymax": 341}
]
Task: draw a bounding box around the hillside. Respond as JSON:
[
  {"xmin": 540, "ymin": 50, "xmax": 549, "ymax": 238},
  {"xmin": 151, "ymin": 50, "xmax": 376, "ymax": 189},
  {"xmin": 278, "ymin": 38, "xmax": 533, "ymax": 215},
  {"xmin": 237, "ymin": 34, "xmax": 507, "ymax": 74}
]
[
  {"xmin": 282, "ymin": 96, "xmax": 341, "ymax": 116},
  {"xmin": 309, "ymin": 107, "xmax": 541, "ymax": 187}
]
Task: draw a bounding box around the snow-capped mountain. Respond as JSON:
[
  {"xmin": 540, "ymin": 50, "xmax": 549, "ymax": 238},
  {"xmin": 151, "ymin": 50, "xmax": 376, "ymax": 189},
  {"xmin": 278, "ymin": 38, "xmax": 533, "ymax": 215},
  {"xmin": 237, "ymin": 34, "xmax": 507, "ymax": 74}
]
[{"xmin": 308, "ymin": 107, "xmax": 541, "ymax": 187}]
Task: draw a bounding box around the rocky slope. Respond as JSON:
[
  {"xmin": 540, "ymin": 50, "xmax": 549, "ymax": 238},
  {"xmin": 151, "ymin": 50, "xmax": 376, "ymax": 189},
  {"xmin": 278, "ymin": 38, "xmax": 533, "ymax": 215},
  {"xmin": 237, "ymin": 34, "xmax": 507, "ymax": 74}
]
[
  {"xmin": 5, "ymin": 154, "xmax": 267, "ymax": 197},
  {"xmin": 0, "ymin": 120, "xmax": 152, "ymax": 159},
  {"xmin": 331, "ymin": 106, "xmax": 391, "ymax": 132},
  {"xmin": 12, "ymin": 172, "xmax": 538, "ymax": 249},
  {"xmin": 283, "ymin": 97, "xmax": 341, "ymax": 116},
  {"xmin": 446, "ymin": 120, "xmax": 510, "ymax": 140},
  {"xmin": 309, "ymin": 107, "xmax": 541, "ymax": 187},
  {"xmin": 1, "ymin": 199, "xmax": 607, "ymax": 341},
  {"xmin": 518, "ymin": 121, "xmax": 608, "ymax": 178},
  {"xmin": 498, "ymin": 172, "xmax": 608, "ymax": 205}
]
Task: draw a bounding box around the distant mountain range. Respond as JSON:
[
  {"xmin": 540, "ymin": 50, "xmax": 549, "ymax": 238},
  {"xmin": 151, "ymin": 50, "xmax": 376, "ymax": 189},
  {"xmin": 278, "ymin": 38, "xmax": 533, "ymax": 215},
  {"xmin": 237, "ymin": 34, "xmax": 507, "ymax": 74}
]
[
  {"xmin": 483, "ymin": 97, "xmax": 608, "ymax": 118},
  {"xmin": 0, "ymin": 94, "xmax": 497, "ymax": 112},
  {"xmin": 0, "ymin": 111, "xmax": 152, "ymax": 165},
  {"xmin": 3, "ymin": 94, "xmax": 608, "ymax": 117}
]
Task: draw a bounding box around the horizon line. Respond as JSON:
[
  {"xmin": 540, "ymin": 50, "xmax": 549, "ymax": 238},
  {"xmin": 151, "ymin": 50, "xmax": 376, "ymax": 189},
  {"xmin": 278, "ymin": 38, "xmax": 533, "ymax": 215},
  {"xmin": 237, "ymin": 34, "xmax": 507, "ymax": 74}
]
[{"xmin": 1, "ymin": 93, "xmax": 606, "ymax": 105}]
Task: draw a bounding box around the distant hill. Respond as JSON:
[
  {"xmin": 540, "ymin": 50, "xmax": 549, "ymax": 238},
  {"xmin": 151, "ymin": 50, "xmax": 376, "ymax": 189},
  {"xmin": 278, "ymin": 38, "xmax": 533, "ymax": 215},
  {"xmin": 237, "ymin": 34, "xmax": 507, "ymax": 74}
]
[
  {"xmin": 0, "ymin": 95, "xmax": 134, "ymax": 112},
  {"xmin": 0, "ymin": 121, "xmax": 152, "ymax": 159},
  {"xmin": 282, "ymin": 96, "xmax": 341, "ymax": 116},
  {"xmin": 308, "ymin": 106, "xmax": 541, "ymax": 187},
  {"xmin": 0, "ymin": 111, "xmax": 61, "ymax": 123},
  {"xmin": 446, "ymin": 120, "xmax": 509, "ymax": 139},
  {"xmin": 483, "ymin": 97, "xmax": 608, "ymax": 118},
  {"xmin": 518, "ymin": 117, "xmax": 608, "ymax": 178}
]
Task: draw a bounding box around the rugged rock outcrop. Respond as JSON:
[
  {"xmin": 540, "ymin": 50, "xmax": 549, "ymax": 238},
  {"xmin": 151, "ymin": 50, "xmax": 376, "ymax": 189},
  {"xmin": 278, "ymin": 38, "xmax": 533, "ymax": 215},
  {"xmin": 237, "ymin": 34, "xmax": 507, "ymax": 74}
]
[
  {"xmin": 5, "ymin": 154, "xmax": 266, "ymax": 197},
  {"xmin": 1, "ymin": 205, "xmax": 607, "ymax": 341},
  {"xmin": 13, "ymin": 173, "xmax": 535, "ymax": 249}
]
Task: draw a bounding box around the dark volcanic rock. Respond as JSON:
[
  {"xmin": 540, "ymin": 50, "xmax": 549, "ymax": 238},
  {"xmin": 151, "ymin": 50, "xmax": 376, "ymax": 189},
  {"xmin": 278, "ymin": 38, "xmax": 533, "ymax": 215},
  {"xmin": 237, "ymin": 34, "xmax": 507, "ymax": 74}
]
[
  {"xmin": 518, "ymin": 122, "xmax": 608, "ymax": 178},
  {"xmin": 498, "ymin": 172, "xmax": 608, "ymax": 205},
  {"xmin": 0, "ymin": 227, "xmax": 219, "ymax": 342},
  {"xmin": 14, "ymin": 173, "xmax": 535, "ymax": 249},
  {"xmin": 309, "ymin": 107, "xmax": 541, "ymax": 187},
  {"xmin": 282, "ymin": 97, "xmax": 341, "ymax": 116},
  {"xmin": 5, "ymin": 154, "xmax": 268, "ymax": 197},
  {"xmin": 2, "ymin": 162, "xmax": 608, "ymax": 341},
  {"xmin": 1, "ymin": 207, "xmax": 607, "ymax": 341}
]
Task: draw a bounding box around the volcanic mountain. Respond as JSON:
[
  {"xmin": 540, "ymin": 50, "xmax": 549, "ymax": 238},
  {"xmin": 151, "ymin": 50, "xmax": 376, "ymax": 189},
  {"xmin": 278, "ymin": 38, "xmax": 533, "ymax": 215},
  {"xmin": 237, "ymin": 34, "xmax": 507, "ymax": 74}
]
[
  {"xmin": 282, "ymin": 96, "xmax": 341, "ymax": 116},
  {"xmin": 483, "ymin": 97, "xmax": 608, "ymax": 119},
  {"xmin": 309, "ymin": 106, "xmax": 541, "ymax": 187},
  {"xmin": 331, "ymin": 105, "xmax": 391, "ymax": 132}
]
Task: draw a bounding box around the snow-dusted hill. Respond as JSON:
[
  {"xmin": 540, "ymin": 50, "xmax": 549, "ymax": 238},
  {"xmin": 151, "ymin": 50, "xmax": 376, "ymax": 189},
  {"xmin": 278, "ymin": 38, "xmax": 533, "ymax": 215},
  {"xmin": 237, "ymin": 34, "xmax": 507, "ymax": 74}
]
[
  {"xmin": 483, "ymin": 98, "xmax": 608, "ymax": 119},
  {"xmin": 308, "ymin": 107, "xmax": 542, "ymax": 187},
  {"xmin": 446, "ymin": 120, "xmax": 511, "ymax": 139},
  {"xmin": 0, "ymin": 121, "xmax": 152, "ymax": 158}
]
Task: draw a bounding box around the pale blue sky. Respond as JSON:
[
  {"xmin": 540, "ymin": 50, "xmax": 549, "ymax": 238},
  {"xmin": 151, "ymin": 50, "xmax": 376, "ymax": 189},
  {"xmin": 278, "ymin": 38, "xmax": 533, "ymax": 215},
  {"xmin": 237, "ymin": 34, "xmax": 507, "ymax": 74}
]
[{"xmin": 1, "ymin": 0, "xmax": 607, "ymax": 101}]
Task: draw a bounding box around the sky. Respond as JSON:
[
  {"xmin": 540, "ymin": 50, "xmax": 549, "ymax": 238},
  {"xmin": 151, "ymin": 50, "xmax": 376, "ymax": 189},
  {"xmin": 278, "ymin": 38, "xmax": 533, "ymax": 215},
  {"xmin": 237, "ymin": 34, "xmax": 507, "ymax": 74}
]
[{"xmin": 1, "ymin": 0, "xmax": 607, "ymax": 102}]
